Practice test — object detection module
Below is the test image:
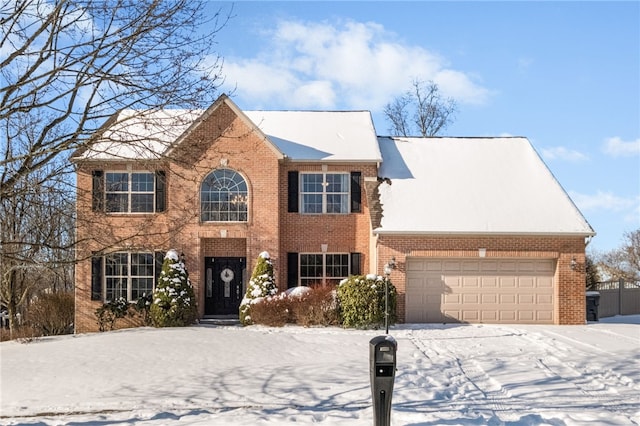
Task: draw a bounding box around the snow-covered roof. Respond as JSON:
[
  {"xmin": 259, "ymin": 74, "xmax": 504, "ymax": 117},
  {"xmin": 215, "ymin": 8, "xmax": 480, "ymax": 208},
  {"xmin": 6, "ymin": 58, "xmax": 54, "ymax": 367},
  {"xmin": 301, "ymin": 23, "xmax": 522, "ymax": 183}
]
[
  {"xmin": 75, "ymin": 109, "xmax": 202, "ymax": 160},
  {"xmin": 74, "ymin": 99, "xmax": 382, "ymax": 162},
  {"xmin": 244, "ymin": 110, "xmax": 381, "ymax": 162},
  {"xmin": 375, "ymin": 137, "xmax": 595, "ymax": 236}
]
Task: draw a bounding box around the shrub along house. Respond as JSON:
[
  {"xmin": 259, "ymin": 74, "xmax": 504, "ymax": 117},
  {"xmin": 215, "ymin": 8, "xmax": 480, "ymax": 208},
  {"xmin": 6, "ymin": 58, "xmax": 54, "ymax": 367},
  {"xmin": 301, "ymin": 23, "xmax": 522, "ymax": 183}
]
[{"xmin": 72, "ymin": 95, "xmax": 595, "ymax": 333}]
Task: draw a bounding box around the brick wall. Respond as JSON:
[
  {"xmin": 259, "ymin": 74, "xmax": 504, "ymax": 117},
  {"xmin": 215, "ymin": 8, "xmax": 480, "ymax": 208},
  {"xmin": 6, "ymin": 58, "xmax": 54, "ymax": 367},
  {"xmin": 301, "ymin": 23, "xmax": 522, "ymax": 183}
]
[
  {"xmin": 278, "ymin": 163, "xmax": 378, "ymax": 288},
  {"xmin": 74, "ymin": 100, "xmax": 281, "ymax": 332},
  {"xmin": 376, "ymin": 234, "xmax": 587, "ymax": 325}
]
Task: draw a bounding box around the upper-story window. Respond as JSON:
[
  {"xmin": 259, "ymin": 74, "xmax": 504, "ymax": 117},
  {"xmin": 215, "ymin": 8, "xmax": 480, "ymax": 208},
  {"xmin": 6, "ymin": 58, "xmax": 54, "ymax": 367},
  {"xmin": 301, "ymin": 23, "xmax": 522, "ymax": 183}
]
[
  {"xmin": 105, "ymin": 172, "xmax": 155, "ymax": 213},
  {"xmin": 287, "ymin": 171, "xmax": 361, "ymax": 215},
  {"xmin": 201, "ymin": 168, "xmax": 248, "ymax": 222},
  {"xmin": 91, "ymin": 170, "xmax": 166, "ymax": 214},
  {"xmin": 301, "ymin": 172, "xmax": 350, "ymax": 214}
]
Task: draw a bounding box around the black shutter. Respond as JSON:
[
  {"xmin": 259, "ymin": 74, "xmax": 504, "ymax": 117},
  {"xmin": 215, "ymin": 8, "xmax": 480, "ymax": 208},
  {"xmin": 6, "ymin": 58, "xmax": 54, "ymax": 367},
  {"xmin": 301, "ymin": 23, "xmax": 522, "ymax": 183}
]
[
  {"xmin": 154, "ymin": 251, "xmax": 165, "ymax": 285},
  {"xmin": 287, "ymin": 252, "xmax": 299, "ymax": 288},
  {"xmin": 288, "ymin": 171, "xmax": 299, "ymax": 213},
  {"xmin": 155, "ymin": 171, "xmax": 166, "ymax": 212},
  {"xmin": 350, "ymin": 171, "xmax": 361, "ymax": 213},
  {"xmin": 91, "ymin": 255, "xmax": 103, "ymax": 301},
  {"xmin": 92, "ymin": 170, "xmax": 104, "ymax": 212},
  {"xmin": 350, "ymin": 252, "xmax": 361, "ymax": 276}
]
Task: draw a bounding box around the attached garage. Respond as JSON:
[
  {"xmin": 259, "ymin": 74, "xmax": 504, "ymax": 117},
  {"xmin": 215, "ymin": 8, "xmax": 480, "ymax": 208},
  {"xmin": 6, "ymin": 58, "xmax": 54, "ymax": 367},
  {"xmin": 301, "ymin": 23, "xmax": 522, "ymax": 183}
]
[{"xmin": 405, "ymin": 258, "xmax": 556, "ymax": 324}]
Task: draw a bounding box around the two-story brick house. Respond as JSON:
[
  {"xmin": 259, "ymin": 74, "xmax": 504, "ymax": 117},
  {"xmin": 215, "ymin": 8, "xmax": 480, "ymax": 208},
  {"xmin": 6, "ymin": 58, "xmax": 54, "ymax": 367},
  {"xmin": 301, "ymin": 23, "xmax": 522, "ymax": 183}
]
[{"xmin": 72, "ymin": 95, "xmax": 594, "ymax": 333}]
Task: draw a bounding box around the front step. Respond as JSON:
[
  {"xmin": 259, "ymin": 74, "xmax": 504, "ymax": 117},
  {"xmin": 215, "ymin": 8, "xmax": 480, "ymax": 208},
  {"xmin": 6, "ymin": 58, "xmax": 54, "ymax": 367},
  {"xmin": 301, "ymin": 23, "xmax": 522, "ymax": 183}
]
[{"xmin": 198, "ymin": 317, "xmax": 241, "ymax": 326}]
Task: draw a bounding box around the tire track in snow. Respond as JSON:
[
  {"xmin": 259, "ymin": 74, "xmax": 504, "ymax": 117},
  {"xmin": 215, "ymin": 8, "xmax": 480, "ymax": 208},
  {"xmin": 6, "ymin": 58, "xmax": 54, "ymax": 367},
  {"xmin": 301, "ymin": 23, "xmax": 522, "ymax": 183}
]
[
  {"xmin": 404, "ymin": 329, "xmax": 520, "ymax": 419},
  {"xmin": 516, "ymin": 328, "xmax": 640, "ymax": 424},
  {"xmin": 536, "ymin": 355, "xmax": 640, "ymax": 424}
]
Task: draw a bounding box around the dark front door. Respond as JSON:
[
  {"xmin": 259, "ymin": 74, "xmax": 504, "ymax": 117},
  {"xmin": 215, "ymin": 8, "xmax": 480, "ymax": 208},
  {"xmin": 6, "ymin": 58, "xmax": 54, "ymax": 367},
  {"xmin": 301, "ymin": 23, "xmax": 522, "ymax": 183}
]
[{"xmin": 204, "ymin": 257, "xmax": 245, "ymax": 316}]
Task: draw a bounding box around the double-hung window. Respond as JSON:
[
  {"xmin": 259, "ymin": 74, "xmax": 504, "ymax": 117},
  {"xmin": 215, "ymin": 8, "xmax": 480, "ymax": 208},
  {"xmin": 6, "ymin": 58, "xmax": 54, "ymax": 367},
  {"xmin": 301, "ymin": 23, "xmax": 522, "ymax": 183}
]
[
  {"xmin": 301, "ymin": 172, "xmax": 349, "ymax": 214},
  {"xmin": 105, "ymin": 172, "xmax": 155, "ymax": 213},
  {"xmin": 300, "ymin": 253, "xmax": 350, "ymax": 286},
  {"xmin": 104, "ymin": 252, "xmax": 155, "ymax": 302}
]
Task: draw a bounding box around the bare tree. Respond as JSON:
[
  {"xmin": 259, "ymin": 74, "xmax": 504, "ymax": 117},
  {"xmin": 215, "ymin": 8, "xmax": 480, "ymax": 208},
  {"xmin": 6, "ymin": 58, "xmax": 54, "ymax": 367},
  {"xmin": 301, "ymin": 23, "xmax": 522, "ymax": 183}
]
[
  {"xmin": 596, "ymin": 230, "xmax": 640, "ymax": 282},
  {"xmin": 384, "ymin": 79, "xmax": 457, "ymax": 137},
  {"xmin": 0, "ymin": 0, "xmax": 231, "ymax": 333}
]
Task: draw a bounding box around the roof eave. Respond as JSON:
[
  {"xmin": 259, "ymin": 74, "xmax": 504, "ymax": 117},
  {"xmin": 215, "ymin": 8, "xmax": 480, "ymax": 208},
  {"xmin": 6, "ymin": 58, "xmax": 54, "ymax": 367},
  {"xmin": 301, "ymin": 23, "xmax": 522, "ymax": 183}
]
[{"xmin": 373, "ymin": 229, "xmax": 597, "ymax": 238}]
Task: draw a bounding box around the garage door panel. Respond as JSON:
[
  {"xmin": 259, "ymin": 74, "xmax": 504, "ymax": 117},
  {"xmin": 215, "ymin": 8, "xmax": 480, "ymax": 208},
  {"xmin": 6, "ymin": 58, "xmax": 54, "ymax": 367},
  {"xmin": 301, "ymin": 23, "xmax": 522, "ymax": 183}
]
[
  {"xmin": 500, "ymin": 277, "xmax": 517, "ymax": 287},
  {"xmin": 538, "ymin": 294, "xmax": 552, "ymax": 304},
  {"xmin": 500, "ymin": 294, "xmax": 516, "ymax": 304},
  {"xmin": 518, "ymin": 294, "xmax": 535, "ymax": 304},
  {"xmin": 406, "ymin": 258, "xmax": 555, "ymax": 324},
  {"xmin": 481, "ymin": 277, "xmax": 498, "ymax": 287},
  {"xmin": 519, "ymin": 277, "xmax": 535, "ymax": 287},
  {"xmin": 538, "ymin": 277, "xmax": 553, "ymax": 288},
  {"xmin": 481, "ymin": 294, "xmax": 497, "ymax": 304},
  {"xmin": 463, "ymin": 276, "xmax": 479, "ymax": 287},
  {"xmin": 462, "ymin": 310, "xmax": 479, "ymax": 321}
]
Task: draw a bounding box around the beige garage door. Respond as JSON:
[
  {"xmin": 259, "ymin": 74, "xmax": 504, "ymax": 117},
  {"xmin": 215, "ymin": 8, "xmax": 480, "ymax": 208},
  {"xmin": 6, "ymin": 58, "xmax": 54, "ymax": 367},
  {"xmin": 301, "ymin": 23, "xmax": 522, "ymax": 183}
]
[{"xmin": 406, "ymin": 258, "xmax": 555, "ymax": 324}]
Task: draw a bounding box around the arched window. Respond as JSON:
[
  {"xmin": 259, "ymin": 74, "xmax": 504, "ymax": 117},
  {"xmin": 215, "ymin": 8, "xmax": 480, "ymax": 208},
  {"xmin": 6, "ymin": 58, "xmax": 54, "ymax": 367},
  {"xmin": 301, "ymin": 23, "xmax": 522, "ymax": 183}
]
[{"xmin": 201, "ymin": 168, "xmax": 248, "ymax": 222}]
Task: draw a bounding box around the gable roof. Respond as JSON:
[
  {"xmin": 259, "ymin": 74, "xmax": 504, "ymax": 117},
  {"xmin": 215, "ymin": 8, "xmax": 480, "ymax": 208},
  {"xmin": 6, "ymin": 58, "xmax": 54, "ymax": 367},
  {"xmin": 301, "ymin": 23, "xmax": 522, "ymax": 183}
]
[
  {"xmin": 73, "ymin": 108, "xmax": 202, "ymax": 161},
  {"xmin": 374, "ymin": 136, "xmax": 595, "ymax": 237},
  {"xmin": 72, "ymin": 96, "xmax": 381, "ymax": 162},
  {"xmin": 243, "ymin": 110, "xmax": 381, "ymax": 162}
]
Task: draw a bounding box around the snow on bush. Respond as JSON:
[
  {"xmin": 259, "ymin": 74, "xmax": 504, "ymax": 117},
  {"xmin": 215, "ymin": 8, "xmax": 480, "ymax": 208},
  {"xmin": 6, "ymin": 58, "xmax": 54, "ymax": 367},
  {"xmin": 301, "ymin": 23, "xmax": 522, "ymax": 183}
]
[
  {"xmin": 149, "ymin": 250, "xmax": 197, "ymax": 327},
  {"xmin": 337, "ymin": 274, "xmax": 397, "ymax": 329},
  {"xmin": 239, "ymin": 251, "xmax": 277, "ymax": 325}
]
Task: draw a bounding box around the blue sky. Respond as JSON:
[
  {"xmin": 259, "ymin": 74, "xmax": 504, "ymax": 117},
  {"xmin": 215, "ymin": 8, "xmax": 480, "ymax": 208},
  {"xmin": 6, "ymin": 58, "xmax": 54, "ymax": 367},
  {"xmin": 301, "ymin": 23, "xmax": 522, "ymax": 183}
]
[{"xmin": 207, "ymin": 1, "xmax": 639, "ymax": 253}]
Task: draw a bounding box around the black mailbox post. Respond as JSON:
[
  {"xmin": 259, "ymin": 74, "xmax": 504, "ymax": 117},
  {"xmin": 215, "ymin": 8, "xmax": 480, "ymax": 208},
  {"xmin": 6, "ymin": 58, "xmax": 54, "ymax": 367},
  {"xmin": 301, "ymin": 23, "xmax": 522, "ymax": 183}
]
[{"xmin": 369, "ymin": 335, "xmax": 397, "ymax": 426}]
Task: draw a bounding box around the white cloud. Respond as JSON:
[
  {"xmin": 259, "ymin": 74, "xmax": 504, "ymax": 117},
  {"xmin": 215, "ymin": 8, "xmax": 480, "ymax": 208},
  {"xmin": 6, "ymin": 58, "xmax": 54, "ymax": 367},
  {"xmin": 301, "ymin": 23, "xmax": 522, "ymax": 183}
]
[
  {"xmin": 221, "ymin": 19, "xmax": 491, "ymax": 110},
  {"xmin": 541, "ymin": 146, "xmax": 589, "ymax": 162},
  {"xmin": 569, "ymin": 190, "xmax": 638, "ymax": 216},
  {"xmin": 603, "ymin": 137, "xmax": 640, "ymax": 157}
]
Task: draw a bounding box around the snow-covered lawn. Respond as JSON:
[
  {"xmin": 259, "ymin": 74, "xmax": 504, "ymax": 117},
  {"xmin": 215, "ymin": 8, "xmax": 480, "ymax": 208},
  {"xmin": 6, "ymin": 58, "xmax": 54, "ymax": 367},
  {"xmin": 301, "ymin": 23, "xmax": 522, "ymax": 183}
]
[{"xmin": 1, "ymin": 317, "xmax": 639, "ymax": 425}]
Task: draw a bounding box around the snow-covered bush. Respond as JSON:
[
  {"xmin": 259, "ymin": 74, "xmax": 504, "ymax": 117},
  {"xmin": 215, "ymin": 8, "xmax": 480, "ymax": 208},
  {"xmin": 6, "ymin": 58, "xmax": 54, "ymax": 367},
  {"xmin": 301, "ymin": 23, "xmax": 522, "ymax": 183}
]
[
  {"xmin": 247, "ymin": 294, "xmax": 291, "ymax": 327},
  {"xmin": 337, "ymin": 274, "xmax": 397, "ymax": 329},
  {"xmin": 149, "ymin": 250, "xmax": 197, "ymax": 327},
  {"xmin": 239, "ymin": 251, "xmax": 277, "ymax": 325},
  {"xmin": 289, "ymin": 286, "xmax": 340, "ymax": 327},
  {"xmin": 95, "ymin": 297, "xmax": 130, "ymax": 332}
]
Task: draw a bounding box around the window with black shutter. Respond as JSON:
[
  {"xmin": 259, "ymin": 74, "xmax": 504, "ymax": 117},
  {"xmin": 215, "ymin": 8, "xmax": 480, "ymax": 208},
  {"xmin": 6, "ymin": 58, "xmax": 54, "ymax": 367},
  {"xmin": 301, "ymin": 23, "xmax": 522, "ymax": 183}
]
[
  {"xmin": 155, "ymin": 171, "xmax": 167, "ymax": 212},
  {"xmin": 350, "ymin": 252, "xmax": 361, "ymax": 275},
  {"xmin": 287, "ymin": 252, "xmax": 299, "ymax": 288},
  {"xmin": 92, "ymin": 170, "xmax": 104, "ymax": 212},
  {"xmin": 288, "ymin": 171, "xmax": 299, "ymax": 213},
  {"xmin": 91, "ymin": 255, "xmax": 103, "ymax": 300},
  {"xmin": 350, "ymin": 171, "xmax": 361, "ymax": 213}
]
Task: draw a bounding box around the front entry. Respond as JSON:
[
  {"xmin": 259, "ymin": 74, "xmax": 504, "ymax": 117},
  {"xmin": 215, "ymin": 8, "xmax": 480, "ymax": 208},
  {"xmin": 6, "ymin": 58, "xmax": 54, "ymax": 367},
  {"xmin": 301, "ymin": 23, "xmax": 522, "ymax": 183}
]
[{"xmin": 204, "ymin": 257, "xmax": 245, "ymax": 316}]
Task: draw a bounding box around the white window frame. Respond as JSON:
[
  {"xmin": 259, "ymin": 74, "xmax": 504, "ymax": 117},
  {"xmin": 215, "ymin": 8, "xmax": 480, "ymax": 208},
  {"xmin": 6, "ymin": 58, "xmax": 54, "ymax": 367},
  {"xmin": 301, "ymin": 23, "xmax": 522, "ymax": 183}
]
[
  {"xmin": 105, "ymin": 171, "xmax": 156, "ymax": 213},
  {"xmin": 104, "ymin": 252, "xmax": 155, "ymax": 302},
  {"xmin": 200, "ymin": 168, "xmax": 249, "ymax": 222},
  {"xmin": 300, "ymin": 172, "xmax": 350, "ymax": 214},
  {"xmin": 299, "ymin": 253, "xmax": 350, "ymax": 286}
]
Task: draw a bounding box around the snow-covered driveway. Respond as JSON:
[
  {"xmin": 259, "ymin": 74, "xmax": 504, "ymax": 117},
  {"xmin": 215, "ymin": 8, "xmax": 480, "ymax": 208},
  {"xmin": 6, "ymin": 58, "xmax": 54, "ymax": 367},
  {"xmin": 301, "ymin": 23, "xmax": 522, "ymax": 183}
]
[{"xmin": 1, "ymin": 317, "xmax": 639, "ymax": 425}]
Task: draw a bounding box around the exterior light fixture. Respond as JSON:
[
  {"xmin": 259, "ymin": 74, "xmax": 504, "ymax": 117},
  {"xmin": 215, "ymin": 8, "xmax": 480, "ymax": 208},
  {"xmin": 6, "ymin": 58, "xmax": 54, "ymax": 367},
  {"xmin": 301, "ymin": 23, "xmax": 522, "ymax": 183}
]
[{"xmin": 570, "ymin": 258, "xmax": 577, "ymax": 271}]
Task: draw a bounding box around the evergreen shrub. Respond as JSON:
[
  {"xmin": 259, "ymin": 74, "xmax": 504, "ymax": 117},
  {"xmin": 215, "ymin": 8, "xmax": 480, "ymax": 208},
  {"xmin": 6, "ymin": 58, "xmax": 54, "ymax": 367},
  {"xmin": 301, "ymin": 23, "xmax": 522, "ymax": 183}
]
[
  {"xmin": 337, "ymin": 274, "xmax": 397, "ymax": 328},
  {"xmin": 149, "ymin": 250, "xmax": 197, "ymax": 327},
  {"xmin": 239, "ymin": 251, "xmax": 277, "ymax": 325}
]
